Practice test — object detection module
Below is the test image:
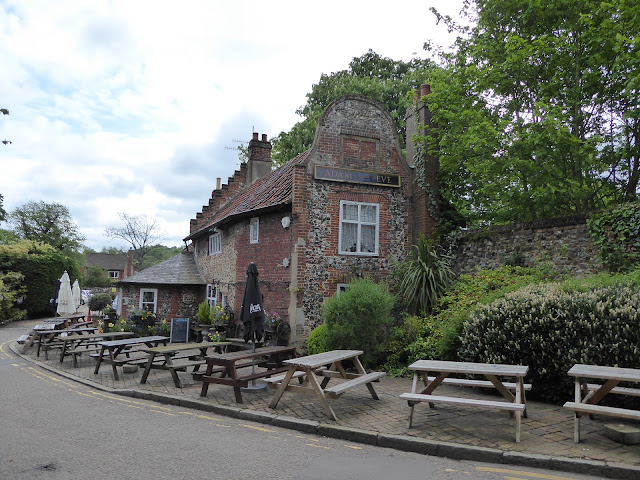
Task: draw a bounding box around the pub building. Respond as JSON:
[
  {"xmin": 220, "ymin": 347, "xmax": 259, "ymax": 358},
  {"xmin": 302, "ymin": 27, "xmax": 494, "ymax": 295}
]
[
  {"xmin": 183, "ymin": 90, "xmax": 438, "ymax": 348},
  {"xmin": 116, "ymin": 90, "xmax": 438, "ymax": 348}
]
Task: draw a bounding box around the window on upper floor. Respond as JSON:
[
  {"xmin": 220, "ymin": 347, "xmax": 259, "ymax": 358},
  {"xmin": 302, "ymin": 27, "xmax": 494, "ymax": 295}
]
[
  {"xmin": 208, "ymin": 232, "xmax": 221, "ymax": 255},
  {"xmin": 108, "ymin": 270, "xmax": 119, "ymax": 279},
  {"xmin": 338, "ymin": 200, "xmax": 379, "ymax": 256},
  {"xmin": 250, "ymin": 217, "xmax": 259, "ymax": 244}
]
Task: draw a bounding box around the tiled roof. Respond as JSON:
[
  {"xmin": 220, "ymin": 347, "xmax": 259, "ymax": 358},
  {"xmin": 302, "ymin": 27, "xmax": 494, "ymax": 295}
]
[
  {"xmin": 85, "ymin": 253, "xmax": 127, "ymax": 270},
  {"xmin": 118, "ymin": 251, "xmax": 205, "ymax": 285},
  {"xmin": 186, "ymin": 151, "xmax": 309, "ymax": 240}
]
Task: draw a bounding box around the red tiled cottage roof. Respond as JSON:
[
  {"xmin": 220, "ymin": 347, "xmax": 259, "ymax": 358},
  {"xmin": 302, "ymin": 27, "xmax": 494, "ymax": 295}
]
[{"xmin": 184, "ymin": 151, "xmax": 309, "ymax": 241}]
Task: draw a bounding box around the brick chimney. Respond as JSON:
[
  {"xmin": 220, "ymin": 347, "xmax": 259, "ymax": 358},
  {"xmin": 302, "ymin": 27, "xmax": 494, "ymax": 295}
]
[
  {"xmin": 405, "ymin": 84, "xmax": 440, "ymax": 238},
  {"xmin": 246, "ymin": 132, "xmax": 272, "ymax": 184},
  {"xmin": 125, "ymin": 248, "xmax": 135, "ymax": 278}
]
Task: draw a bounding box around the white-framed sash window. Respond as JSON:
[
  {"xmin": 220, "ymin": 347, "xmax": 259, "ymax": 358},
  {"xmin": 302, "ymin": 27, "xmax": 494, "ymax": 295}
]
[
  {"xmin": 208, "ymin": 232, "xmax": 221, "ymax": 255},
  {"xmin": 338, "ymin": 200, "xmax": 379, "ymax": 255},
  {"xmin": 139, "ymin": 288, "xmax": 158, "ymax": 313}
]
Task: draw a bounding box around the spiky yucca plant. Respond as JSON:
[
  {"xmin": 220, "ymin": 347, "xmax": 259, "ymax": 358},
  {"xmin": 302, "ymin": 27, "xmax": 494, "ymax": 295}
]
[{"xmin": 394, "ymin": 235, "xmax": 455, "ymax": 315}]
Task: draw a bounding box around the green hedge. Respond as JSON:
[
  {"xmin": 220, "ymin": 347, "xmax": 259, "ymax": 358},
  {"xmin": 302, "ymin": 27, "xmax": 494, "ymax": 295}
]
[
  {"xmin": 459, "ymin": 282, "xmax": 640, "ymax": 405},
  {"xmin": 0, "ymin": 241, "xmax": 81, "ymax": 318}
]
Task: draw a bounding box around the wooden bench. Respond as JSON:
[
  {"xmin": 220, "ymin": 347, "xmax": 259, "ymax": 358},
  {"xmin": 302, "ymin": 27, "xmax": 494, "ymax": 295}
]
[
  {"xmin": 400, "ymin": 393, "xmax": 526, "ymax": 412},
  {"xmin": 586, "ymin": 383, "xmax": 640, "ymax": 397},
  {"xmin": 324, "ymin": 371, "xmax": 386, "ymax": 398},
  {"xmin": 426, "ymin": 376, "xmax": 532, "ymax": 391},
  {"xmin": 17, "ymin": 334, "xmax": 30, "ymax": 345},
  {"xmin": 563, "ymin": 402, "xmax": 640, "ymax": 421}
]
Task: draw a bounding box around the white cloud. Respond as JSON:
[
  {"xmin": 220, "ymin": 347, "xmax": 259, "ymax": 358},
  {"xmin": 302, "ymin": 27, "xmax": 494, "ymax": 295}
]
[{"xmin": 0, "ymin": 0, "xmax": 463, "ymax": 250}]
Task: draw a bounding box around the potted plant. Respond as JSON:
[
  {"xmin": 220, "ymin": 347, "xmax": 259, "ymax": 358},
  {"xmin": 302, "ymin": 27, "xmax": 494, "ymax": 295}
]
[
  {"xmin": 212, "ymin": 304, "xmax": 229, "ymax": 330},
  {"xmin": 196, "ymin": 301, "xmax": 213, "ymax": 334}
]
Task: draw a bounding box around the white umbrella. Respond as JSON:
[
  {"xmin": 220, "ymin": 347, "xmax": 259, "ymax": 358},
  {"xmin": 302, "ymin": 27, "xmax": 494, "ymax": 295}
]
[
  {"xmin": 56, "ymin": 271, "xmax": 75, "ymax": 317},
  {"xmin": 72, "ymin": 279, "xmax": 81, "ymax": 310}
]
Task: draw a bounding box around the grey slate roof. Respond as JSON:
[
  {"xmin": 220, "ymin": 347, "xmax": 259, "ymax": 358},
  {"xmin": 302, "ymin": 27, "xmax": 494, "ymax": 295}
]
[{"xmin": 118, "ymin": 251, "xmax": 205, "ymax": 285}]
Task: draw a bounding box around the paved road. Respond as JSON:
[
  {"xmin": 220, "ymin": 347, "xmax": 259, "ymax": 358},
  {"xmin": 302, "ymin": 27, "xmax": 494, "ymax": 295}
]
[{"xmin": 0, "ymin": 319, "xmax": 607, "ymax": 480}]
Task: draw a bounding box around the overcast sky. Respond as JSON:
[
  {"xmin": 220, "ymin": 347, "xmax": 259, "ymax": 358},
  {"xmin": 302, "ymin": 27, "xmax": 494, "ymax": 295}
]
[{"xmin": 0, "ymin": 0, "xmax": 462, "ymax": 251}]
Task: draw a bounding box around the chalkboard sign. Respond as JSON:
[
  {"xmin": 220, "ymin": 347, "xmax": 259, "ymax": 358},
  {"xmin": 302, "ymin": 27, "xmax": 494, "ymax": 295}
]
[{"xmin": 170, "ymin": 318, "xmax": 189, "ymax": 343}]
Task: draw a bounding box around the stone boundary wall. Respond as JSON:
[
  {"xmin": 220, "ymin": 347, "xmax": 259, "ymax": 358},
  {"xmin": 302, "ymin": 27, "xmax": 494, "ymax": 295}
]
[{"xmin": 452, "ymin": 215, "xmax": 602, "ymax": 276}]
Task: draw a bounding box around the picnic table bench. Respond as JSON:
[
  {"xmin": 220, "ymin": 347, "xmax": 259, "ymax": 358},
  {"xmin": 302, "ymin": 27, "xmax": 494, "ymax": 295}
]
[
  {"xmin": 563, "ymin": 364, "xmax": 640, "ymax": 443},
  {"xmin": 93, "ymin": 336, "xmax": 170, "ymax": 380},
  {"xmin": 193, "ymin": 345, "xmax": 297, "ymax": 403},
  {"xmin": 267, "ymin": 349, "xmax": 385, "ymax": 421},
  {"xmin": 400, "ymin": 360, "xmax": 529, "ymax": 442},
  {"xmin": 139, "ymin": 341, "xmax": 230, "ymax": 388},
  {"xmin": 52, "ymin": 331, "xmax": 136, "ymax": 366}
]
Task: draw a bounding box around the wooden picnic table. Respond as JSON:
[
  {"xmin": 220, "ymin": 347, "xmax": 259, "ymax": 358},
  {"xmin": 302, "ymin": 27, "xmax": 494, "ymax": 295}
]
[
  {"xmin": 563, "ymin": 363, "xmax": 640, "ymax": 443},
  {"xmin": 55, "ymin": 331, "xmax": 136, "ymax": 366},
  {"xmin": 93, "ymin": 336, "xmax": 170, "ymax": 381},
  {"xmin": 267, "ymin": 349, "xmax": 386, "ymax": 421},
  {"xmin": 193, "ymin": 345, "xmax": 297, "ymax": 403},
  {"xmin": 400, "ymin": 360, "xmax": 529, "ymax": 443},
  {"xmin": 35, "ymin": 327, "xmax": 99, "ymax": 359},
  {"xmin": 139, "ymin": 341, "xmax": 230, "ymax": 388}
]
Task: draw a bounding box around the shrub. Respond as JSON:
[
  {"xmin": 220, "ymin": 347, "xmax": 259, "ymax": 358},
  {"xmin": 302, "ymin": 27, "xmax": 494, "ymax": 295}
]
[
  {"xmin": 0, "ymin": 240, "xmax": 81, "ymax": 318},
  {"xmin": 404, "ymin": 265, "xmax": 554, "ymax": 364},
  {"xmin": 307, "ymin": 323, "xmax": 329, "ymax": 355},
  {"xmin": 88, "ymin": 293, "xmax": 112, "ymax": 312},
  {"xmin": 0, "ymin": 271, "xmax": 27, "ymax": 322},
  {"xmin": 459, "ymin": 281, "xmax": 640, "ymax": 405},
  {"xmin": 393, "ymin": 234, "xmax": 455, "ymax": 315},
  {"xmin": 321, "ymin": 277, "xmax": 395, "ymax": 369},
  {"xmin": 382, "ymin": 314, "xmax": 423, "ymax": 376}
]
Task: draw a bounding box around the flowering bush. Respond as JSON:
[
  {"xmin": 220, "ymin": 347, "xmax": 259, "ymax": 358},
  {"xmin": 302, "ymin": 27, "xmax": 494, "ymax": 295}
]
[{"xmin": 460, "ymin": 281, "xmax": 640, "ymax": 406}]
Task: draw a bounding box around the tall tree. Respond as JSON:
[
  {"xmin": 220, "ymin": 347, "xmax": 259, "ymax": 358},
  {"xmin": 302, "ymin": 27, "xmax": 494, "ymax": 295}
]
[
  {"xmin": 104, "ymin": 213, "xmax": 164, "ymax": 268},
  {"xmin": 8, "ymin": 201, "xmax": 85, "ymax": 251},
  {"xmin": 425, "ymin": 0, "xmax": 640, "ymax": 226},
  {"xmin": 0, "ymin": 193, "xmax": 6, "ymax": 222},
  {"xmin": 271, "ymin": 50, "xmax": 434, "ymax": 167}
]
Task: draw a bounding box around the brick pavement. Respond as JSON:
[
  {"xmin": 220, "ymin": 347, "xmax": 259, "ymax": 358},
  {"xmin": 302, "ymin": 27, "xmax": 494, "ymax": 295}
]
[{"xmin": 9, "ymin": 317, "xmax": 640, "ymax": 479}]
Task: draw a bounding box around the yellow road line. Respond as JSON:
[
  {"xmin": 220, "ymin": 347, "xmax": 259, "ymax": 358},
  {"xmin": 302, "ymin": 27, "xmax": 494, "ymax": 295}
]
[
  {"xmin": 344, "ymin": 445, "xmax": 362, "ymax": 450},
  {"xmin": 306, "ymin": 443, "xmax": 330, "ymax": 450},
  {"xmin": 477, "ymin": 467, "xmax": 578, "ymax": 480},
  {"xmin": 241, "ymin": 424, "xmax": 275, "ymax": 433}
]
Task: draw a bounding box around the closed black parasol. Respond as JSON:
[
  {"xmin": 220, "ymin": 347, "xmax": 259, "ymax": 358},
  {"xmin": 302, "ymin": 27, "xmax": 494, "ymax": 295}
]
[
  {"xmin": 239, "ymin": 263, "xmax": 267, "ymax": 392},
  {"xmin": 240, "ymin": 263, "xmax": 265, "ymax": 343}
]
